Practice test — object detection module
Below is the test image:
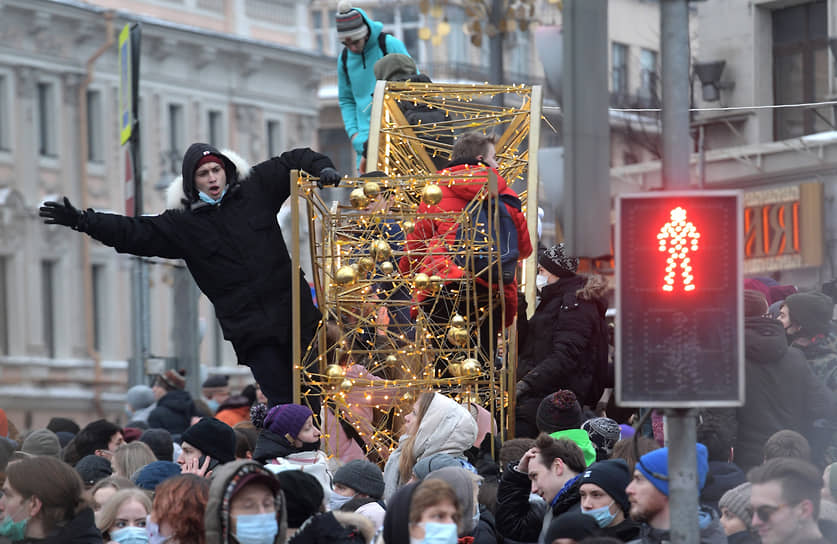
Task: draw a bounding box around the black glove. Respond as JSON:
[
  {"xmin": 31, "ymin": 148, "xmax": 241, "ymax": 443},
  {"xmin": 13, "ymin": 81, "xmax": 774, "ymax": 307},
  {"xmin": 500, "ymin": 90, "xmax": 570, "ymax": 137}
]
[
  {"xmin": 39, "ymin": 197, "xmax": 85, "ymax": 231},
  {"xmin": 317, "ymin": 167, "xmax": 341, "ymax": 188}
]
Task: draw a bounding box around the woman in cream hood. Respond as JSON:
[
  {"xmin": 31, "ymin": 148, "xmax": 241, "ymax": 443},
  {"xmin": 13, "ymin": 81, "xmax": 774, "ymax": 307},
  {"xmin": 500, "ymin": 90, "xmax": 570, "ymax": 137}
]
[{"xmin": 382, "ymin": 392, "xmax": 478, "ymax": 502}]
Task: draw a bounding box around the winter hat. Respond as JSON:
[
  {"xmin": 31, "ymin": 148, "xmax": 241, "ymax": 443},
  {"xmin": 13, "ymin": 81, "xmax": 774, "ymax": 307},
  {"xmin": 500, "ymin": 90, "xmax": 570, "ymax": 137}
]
[
  {"xmin": 19, "ymin": 429, "xmax": 61, "ymax": 458},
  {"xmin": 334, "ymin": 459, "xmax": 385, "ymax": 498},
  {"xmin": 75, "ymin": 454, "xmax": 113, "ymax": 487},
  {"xmin": 202, "ymin": 373, "xmax": 229, "ymax": 392},
  {"xmin": 47, "ymin": 416, "xmax": 80, "ymax": 435},
  {"xmin": 783, "ymin": 291, "xmax": 834, "ymax": 335},
  {"xmin": 636, "ymin": 443, "xmax": 709, "ymax": 496},
  {"xmin": 581, "ymin": 417, "xmax": 621, "ymax": 456},
  {"xmin": 539, "ymin": 243, "xmax": 579, "ymax": 278},
  {"xmin": 743, "ymin": 289, "xmax": 769, "ymax": 318},
  {"xmin": 181, "ymin": 418, "xmax": 236, "ymax": 463},
  {"xmin": 126, "ymin": 385, "xmax": 155, "ymax": 411},
  {"xmin": 544, "ymin": 511, "xmax": 600, "ymax": 543},
  {"xmin": 250, "ymin": 402, "xmax": 269, "ymax": 429},
  {"xmin": 743, "ymin": 278, "xmax": 771, "ymax": 301},
  {"xmin": 133, "ymin": 460, "xmax": 182, "ymax": 491},
  {"xmin": 264, "ymin": 403, "xmax": 313, "ymax": 441},
  {"xmin": 336, "ymin": 1, "xmax": 369, "ymax": 42},
  {"xmin": 122, "ymin": 427, "xmax": 143, "ymax": 443},
  {"xmin": 140, "ymin": 428, "xmax": 174, "ymax": 461},
  {"xmin": 719, "ymin": 482, "xmax": 753, "ymax": 531},
  {"xmin": 157, "ymin": 369, "xmax": 186, "ymax": 390},
  {"xmin": 374, "ymin": 54, "xmax": 418, "ymax": 81},
  {"xmin": 619, "ymin": 424, "xmax": 636, "ymax": 439},
  {"xmin": 195, "ymin": 154, "xmax": 224, "ymax": 173},
  {"xmin": 55, "ymin": 431, "xmax": 75, "ymax": 448},
  {"xmin": 536, "ymin": 390, "xmax": 583, "ymax": 433},
  {"xmin": 412, "ymin": 453, "xmax": 464, "ymax": 480},
  {"xmin": 579, "ymin": 459, "xmax": 631, "ymax": 513},
  {"xmin": 277, "ymin": 469, "xmax": 325, "ymax": 528},
  {"xmin": 0, "ymin": 437, "xmax": 16, "ymax": 469},
  {"xmin": 768, "ymin": 284, "xmax": 796, "ymax": 305}
]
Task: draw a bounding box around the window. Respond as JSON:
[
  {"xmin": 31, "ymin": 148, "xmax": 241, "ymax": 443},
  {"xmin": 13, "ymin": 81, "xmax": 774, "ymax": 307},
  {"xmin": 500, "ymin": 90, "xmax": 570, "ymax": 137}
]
[
  {"xmin": 366, "ymin": 4, "xmax": 423, "ymax": 62},
  {"xmin": 639, "ymin": 49, "xmax": 658, "ymax": 99},
  {"xmin": 41, "ymin": 260, "xmax": 55, "ymax": 358},
  {"xmin": 0, "ymin": 74, "xmax": 9, "ymax": 151},
  {"xmin": 92, "ymin": 264, "xmax": 104, "ymax": 352},
  {"xmin": 37, "ymin": 82, "xmax": 57, "ymax": 157},
  {"xmin": 208, "ymin": 109, "xmax": 224, "ymax": 147},
  {"xmin": 267, "ymin": 120, "xmax": 281, "ymax": 157},
  {"xmin": 87, "ymin": 90, "xmax": 103, "ymax": 162},
  {"xmin": 0, "ymin": 257, "xmax": 7, "ymax": 355},
  {"xmin": 772, "ymin": 0, "xmax": 828, "ymax": 140},
  {"xmin": 612, "ymin": 42, "xmax": 628, "ymax": 96},
  {"xmin": 168, "ymin": 103, "xmax": 185, "ymax": 157},
  {"xmin": 312, "ymin": 10, "xmax": 325, "ymax": 53}
]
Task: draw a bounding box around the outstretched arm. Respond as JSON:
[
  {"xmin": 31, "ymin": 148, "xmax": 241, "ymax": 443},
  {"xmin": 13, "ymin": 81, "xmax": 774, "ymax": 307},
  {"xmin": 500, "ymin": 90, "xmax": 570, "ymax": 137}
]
[
  {"xmin": 253, "ymin": 149, "xmax": 340, "ymax": 207},
  {"xmin": 39, "ymin": 197, "xmax": 182, "ymax": 259}
]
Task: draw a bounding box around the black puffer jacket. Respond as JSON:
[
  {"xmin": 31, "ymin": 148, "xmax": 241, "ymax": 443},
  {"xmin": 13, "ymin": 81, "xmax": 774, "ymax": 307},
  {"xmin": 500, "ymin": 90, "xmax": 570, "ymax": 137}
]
[
  {"xmin": 735, "ymin": 316, "xmax": 837, "ymax": 471},
  {"xmin": 19, "ymin": 507, "xmax": 103, "ymax": 544},
  {"xmin": 148, "ymin": 389, "xmax": 197, "ymax": 436},
  {"xmin": 80, "ymin": 144, "xmax": 330, "ymax": 359},
  {"xmin": 253, "ymin": 429, "xmax": 299, "ymax": 464},
  {"xmin": 516, "ymin": 274, "xmax": 609, "ymax": 434}
]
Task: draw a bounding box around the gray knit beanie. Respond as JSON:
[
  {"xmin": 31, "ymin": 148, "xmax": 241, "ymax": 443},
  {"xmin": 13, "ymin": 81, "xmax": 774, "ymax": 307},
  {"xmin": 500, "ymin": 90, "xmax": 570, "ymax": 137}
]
[
  {"xmin": 719, "ymin": 482, "xmax": 753, "ymax": 531},
  {"xmin": 333, "ymin": 459, "xmax": 385, "ymax": 499},
  {"xmin": 126, "ymin": 385, "xmax": 155, "ymax": 411}
]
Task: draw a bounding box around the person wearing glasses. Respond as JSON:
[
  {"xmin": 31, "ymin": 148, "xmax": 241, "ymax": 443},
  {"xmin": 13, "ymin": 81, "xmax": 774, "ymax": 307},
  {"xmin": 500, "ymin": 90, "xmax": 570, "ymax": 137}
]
[
  {"xmin": 625, "ymin": 443, "xmax": 726, "ymax": 544},
  {"xmin": 749, "ymin": 457, "xmax": 832, "ymax": 544},
  {"xmin": 335, "ymin": 0, "xmax": 410, "ymax": 171}
]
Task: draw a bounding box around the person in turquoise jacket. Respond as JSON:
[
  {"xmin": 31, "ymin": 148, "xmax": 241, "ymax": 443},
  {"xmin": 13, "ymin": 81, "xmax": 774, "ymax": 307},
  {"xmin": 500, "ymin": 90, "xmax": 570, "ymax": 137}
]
[{"xmin": 336, "ymin": 0, "xmax": 410, "ymax": 169}]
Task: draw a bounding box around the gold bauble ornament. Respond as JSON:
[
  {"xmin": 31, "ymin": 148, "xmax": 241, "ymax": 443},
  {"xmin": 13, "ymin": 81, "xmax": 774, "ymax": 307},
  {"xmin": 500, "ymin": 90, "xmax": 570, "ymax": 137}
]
[
  {"xmin": 421, "ymin": 184, "xmax": 443, "ymax": 205},
  {"xmin": 380, "ymin": 261, "xmax": 394, "ymax": 275},
  {"xmin": 402, "ymin": 391, "xmax": 414, "ymax": 403},
  {"xmin": 363, "ymin": 181, "xmax": 381, "ymax": 198},
  {"xmin": 461, "ymin": 358, "xmax": 481, "ymax": 376},
  {"xmin": 402, "ymin": 220, "xmax": 415, "ymax": 234},
  {"xmin": 357, "ymin": 256, "xmax": 375, "ymax": 273},
  {"xmin": 339, "ymin": 378, "xmax": 353, "ymax": 392},
  {"xmin": 335, "ymin": 265, "xmax": 358, "ymax": 286},
  {"xmin": 414, "ymin": 273, "xmax": 431, "ymax": 289},
  {"xmin": 448, "ymin": 362, "xmax": 463, "ymax": 377},
  {"xmin": 447, "ymin": 326, "xmax": 469, "ymax": 346},
  {"xmin": 326, "ymin": 364, "xmax": 344, "ymax": 379},
  {"xmin": 369, "ymin": 239, "xmax": 392, "ymax": 261},
  {"xmin": 350, "ymin": 188, "xmax": 369, "ymax": 208},
  {"xmin": 429, "ymin": 275, "xmax": 443, "ymax": 291},
  {"xmin": 451, "ymin": 314, "xmax": 466, "ymax": 327},
  {"xmin": 385, "ymin": 354, "xmax": 398, "ymax": 365}
]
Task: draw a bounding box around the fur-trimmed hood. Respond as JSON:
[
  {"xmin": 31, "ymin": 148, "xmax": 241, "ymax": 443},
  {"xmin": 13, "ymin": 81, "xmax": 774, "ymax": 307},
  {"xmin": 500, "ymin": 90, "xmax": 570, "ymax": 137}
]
[{"xmin": 165, "ymin": 145, "xmax": 252, "ymax": 210}]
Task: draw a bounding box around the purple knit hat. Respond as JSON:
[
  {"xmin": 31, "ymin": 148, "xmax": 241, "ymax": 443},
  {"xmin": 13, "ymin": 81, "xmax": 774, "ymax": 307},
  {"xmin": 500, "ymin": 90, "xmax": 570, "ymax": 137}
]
[{"xmin": 264, "ymin": 404, "xmax": 313, "ymax": 440}]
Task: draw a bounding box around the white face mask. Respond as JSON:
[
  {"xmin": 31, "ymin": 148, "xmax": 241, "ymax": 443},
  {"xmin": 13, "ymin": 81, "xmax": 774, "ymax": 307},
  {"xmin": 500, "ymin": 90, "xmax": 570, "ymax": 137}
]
[{"xmin": 536, "ymin": 274, "xmax": 549, "ymax": 290}]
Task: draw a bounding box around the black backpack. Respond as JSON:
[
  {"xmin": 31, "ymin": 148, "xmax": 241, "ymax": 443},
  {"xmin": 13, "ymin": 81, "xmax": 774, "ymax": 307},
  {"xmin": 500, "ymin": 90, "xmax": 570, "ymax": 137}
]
[
  {"xmin": 341, "ymin": 32, "xmax": 389, "ymax": 85},
  {"xmin": 454, "ymin": 193, "xmax": 522, "ymax": 284}
]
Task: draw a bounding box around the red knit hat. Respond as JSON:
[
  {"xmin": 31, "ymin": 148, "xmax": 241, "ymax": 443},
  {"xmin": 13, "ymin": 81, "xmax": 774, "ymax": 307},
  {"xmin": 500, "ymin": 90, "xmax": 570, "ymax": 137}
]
[{"xmin": 195, "ymin": 154, "xmax": 224, "ymax": 171}]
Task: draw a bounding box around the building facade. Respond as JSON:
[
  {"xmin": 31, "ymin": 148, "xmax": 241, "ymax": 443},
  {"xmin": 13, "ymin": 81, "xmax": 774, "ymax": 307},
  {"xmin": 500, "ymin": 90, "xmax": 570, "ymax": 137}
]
[{"xmin": 0, "ymin": 0, "xmax": 332, "ymax": 427}]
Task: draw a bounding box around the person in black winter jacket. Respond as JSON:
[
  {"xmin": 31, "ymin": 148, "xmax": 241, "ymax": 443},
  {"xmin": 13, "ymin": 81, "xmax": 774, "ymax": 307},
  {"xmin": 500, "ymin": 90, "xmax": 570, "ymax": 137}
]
[
  {"xmin": 40, "ymin": 144, "xmax": 341, "ymax": 407},
  {"xmin": 515, "ymin": 244, "xmax": 610, "ymax": 438},
  {"xmin": 148, "ymin": 369, "xmax": 198, "ymax": 437},
  {"xmin": 735, "ymin": 290, "xmax": 837, "ymax": 472}
]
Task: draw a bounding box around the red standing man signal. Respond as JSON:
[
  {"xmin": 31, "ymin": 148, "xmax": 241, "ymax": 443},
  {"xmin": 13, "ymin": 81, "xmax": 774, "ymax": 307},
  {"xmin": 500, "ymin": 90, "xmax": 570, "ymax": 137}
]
[{"xmin": 657, "ymin": 206, "xmax": 700, "ymax": 292}]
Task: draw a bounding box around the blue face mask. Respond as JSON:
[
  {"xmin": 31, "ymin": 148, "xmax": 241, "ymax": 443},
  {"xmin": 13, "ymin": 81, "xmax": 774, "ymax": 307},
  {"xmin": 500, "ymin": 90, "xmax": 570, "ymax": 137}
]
[
  {"xmin": 417, "ymin": 522, "xmax": 458, "ymax": 544},
  {"xmin": 328, "ymin": 490, "xmax": 355, "ymax": 511},
  {"xmin": 581, "ymin": 502, "xmax": 617, "ymax": 528},
  {"xmin": 146, "ymin": 516, "xmax": 166, "ymax": 544},
  {"xmin": 206, "ymin": 399, "xmax": 220, "ymax": 413},
  {"xmin": 198, "ymin": 187, "xmax": 228, "ymax": 205},
  {"xmin": 111, "ymin": 526, "xmax": 150, "ymax": 544},
  {"xmin": 234, "ymin": 513, "xmax": 278, "ymax": 544},
  {"xmin": 0, "ymin": 503, "xmax": 29, "ymax": 542}
]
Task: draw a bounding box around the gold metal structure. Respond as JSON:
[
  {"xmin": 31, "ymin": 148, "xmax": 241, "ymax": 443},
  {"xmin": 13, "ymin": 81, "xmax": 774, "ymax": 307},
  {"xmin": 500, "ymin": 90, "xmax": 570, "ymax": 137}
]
[{"xmin": 290, "ymin": 83, "xmax": 542, "ymax": 460}]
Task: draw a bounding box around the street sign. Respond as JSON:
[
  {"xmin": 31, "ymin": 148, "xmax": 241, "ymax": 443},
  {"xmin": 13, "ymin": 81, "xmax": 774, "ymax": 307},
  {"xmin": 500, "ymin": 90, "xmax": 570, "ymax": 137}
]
[
  {"xmin": 118, "ymin": 24, "xmax": 141, "ymax": 145},
  {"xmin": 124, "ymin": 148, "xmax": 134, "ymax": 217},
  {"xmin": 615, "ymin": 191, "xmax": 744, "ymax": 407}
]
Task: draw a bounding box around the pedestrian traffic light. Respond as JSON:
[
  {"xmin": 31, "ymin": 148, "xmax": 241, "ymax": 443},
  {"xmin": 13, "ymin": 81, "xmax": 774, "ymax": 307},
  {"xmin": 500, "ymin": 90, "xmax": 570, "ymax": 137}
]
[{"xmin": 615, "ymin": 191, "xmax": 744, "ymax": 407}]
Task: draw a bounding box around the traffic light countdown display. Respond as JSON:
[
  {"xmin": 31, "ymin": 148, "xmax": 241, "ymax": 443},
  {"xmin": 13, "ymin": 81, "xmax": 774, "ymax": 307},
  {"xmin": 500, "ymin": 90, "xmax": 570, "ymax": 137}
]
[{"xmin": 616, "ymin": 191, "xmax": 744, "ymax": 406}]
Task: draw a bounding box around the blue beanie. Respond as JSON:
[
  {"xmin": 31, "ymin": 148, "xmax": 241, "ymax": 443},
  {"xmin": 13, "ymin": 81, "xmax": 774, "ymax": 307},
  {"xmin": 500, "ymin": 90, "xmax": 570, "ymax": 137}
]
[
  {"xmin": 133, "ymin": 460, "xmax": 182, "ymax": 491},
  {"xmin": 636, "ymin": 443, "xmax": 708, "ymax": 496}
]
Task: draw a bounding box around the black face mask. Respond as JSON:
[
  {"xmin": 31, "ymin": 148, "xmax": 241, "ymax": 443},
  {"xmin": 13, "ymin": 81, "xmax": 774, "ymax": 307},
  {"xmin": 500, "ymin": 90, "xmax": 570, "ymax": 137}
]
[{"xmin": 298, "ymin": 439, "xmax": 321, "ymax": 452}]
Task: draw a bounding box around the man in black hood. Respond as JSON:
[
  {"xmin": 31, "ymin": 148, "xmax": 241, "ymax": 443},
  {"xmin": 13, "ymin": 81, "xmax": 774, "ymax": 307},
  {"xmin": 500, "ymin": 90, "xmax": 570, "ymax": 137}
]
[{"xmin": 40, "ymin": 144, "xmax": 340, "ymax": 407}]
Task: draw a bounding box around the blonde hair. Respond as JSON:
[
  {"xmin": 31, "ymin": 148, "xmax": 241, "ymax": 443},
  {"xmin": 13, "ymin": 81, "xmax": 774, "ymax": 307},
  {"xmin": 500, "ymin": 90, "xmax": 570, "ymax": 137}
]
[
  {"xmin": 95, "ymin": 488, "xmax": 151, "ymax": 536},
  {"xmin": 398, "ymin": 392, "xmax": 436, "ymax": 483},
  {"xmin": 113, "ymin": 441, "xmax": 156, "ymax": 479}
]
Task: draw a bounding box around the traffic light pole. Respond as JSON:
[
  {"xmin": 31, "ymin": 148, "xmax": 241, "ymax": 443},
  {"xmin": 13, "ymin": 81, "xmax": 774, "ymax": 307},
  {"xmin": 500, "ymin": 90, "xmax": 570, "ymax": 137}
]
[{"xmin": 661, "ymin": 1, "xmax": 700, "ymax": 543}]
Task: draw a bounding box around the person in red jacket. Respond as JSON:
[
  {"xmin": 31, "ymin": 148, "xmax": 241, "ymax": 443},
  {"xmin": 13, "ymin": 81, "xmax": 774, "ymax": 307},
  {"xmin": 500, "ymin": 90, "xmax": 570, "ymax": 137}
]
[{"xmin": 399, "ymin": 131, "xmax": 532, "ymax": 361}]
